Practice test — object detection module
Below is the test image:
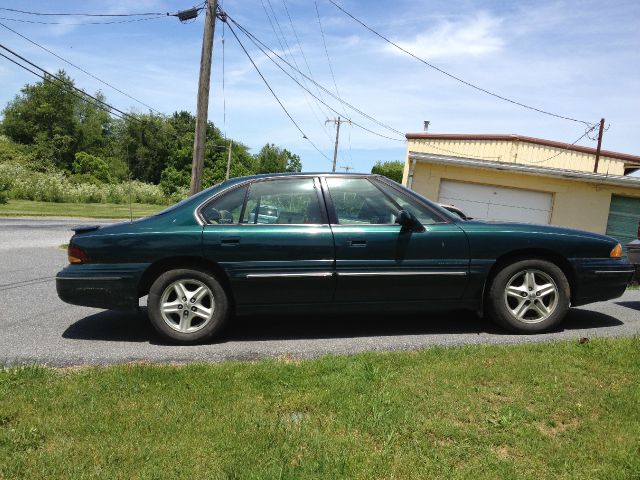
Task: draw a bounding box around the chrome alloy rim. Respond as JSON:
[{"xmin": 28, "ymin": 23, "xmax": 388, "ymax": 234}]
[
  {"xmin": 159, "ymin": 279, "xmax": 215, "ymax": 333},
  {"xmin": 504, "ymin": 269, "xmax": 558, "ymax": 324}
]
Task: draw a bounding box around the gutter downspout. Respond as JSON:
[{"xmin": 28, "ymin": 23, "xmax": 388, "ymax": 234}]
[{"xmin": 407, "ymin": 159, "xmax": 416, "ymax": 190}]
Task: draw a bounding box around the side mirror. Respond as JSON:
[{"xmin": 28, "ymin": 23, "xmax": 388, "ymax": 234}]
[{"xmin": 396, "ymin": 209, "xmax": 425, "ymax": 232}]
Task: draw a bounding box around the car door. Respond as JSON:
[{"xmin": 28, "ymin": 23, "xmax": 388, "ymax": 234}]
[
  {"xmin": 200, "ymin": 177, "xmax": 335, "ymax": 305},
  {"xmin": 323, "ymin": 176, "xmax": 469, "ymax": 302}
]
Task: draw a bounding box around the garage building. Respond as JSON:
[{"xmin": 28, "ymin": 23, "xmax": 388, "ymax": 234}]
[{"xmin": 402, "ymin": 133, "xmax": 640, "ymax": 247}]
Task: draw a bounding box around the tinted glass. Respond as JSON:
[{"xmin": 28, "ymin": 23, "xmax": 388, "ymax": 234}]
[
  {"xmin": 326, "ymin": 177, "xmax": 399, "ymax": 224},
  {"xmin": 374, "ymin": 180, "xmax": 441, "ymax": 225},
  {"xmin": 200, "ymin": 185, "xmax": 247, "ymax": 224},
  {"xmin": 242, "ymin": 178, "xmax": 323, "ymax": 224}
]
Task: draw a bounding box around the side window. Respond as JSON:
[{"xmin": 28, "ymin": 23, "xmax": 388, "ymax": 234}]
[
  {"xmin": 241, "ymin": 178, "xmax": 323, "ymax": 224},
  {"xmin": 374, "ymin": 180, "xmax": 441, "ymax": 225},
  {"xmin": 200, "ymin": 185, "xmax": 247, "ymax": 225},
  {"xmin": 326, "ymin": 177, "xmax": 399, "ymax": 224}
]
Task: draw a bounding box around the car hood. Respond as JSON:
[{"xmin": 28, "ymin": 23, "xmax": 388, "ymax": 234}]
[{"xmin": 458, "ymin": 220, "xmax": 618, "ymax": 244}]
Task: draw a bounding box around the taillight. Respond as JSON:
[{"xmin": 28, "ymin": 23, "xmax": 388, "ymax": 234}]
[
  {"xmin": 68, "ymin": 243, "xmax": 89, "ymax": 264},
  {"xmin": 610, "ymin": 243, "xmax": 623, "ymax": 259}
]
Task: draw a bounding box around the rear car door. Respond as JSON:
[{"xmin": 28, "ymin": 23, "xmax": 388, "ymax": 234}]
[
  {"xmin": 323, "ymin": 176, "xmax": 469, "ymax": 302},
  {"xmin": 200, "ymin": 177, "xmax": 335, "ymax": 305}
]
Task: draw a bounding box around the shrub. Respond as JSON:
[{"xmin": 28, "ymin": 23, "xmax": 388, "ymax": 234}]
[
  {"xmin": 160, "ymin": 165, "xmax": 190, "ymax": 197},
  {"xmin": 72, "ymin": 152, "xmax": 113, "ymax": 183}
]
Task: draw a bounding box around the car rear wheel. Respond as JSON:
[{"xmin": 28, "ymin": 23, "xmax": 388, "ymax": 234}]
[
  {"xmin": 487, "ymin": 259, "xmax": 570, "ymax": 333},
  {"xmin": 148, "ymin": 268, "xmax": 229, "ymax": 343}
]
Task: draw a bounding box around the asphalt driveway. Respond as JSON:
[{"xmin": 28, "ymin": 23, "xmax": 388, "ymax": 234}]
[{"xmin": 1, "ymin": 216, "xmax": 638, "ymax": 367}]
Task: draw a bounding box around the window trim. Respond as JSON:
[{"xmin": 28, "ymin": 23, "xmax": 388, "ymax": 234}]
[
  {"xmin": 197, "ymin": 175, "xmax": 329, "ymax": 227},
  {"xmin": 373, "ymin": 176, "xmax": 451, "ymax": 224},
  {"xmin": 322, "ymin": 175, "xmax": 450, "ymax": 227}
]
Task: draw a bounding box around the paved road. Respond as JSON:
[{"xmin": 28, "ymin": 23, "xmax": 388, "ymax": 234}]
[{"xmin": 1, "ymin": 216, "xmax": 639, "ymax": 367}]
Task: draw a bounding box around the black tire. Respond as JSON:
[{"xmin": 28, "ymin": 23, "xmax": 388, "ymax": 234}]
[
  {"xmin": 487, "ymin": 259, "xmax": 570, "ymax": 333},
  {"xmin": 147, "ymin": 268, "xmax": 229, "ymax": 344}
]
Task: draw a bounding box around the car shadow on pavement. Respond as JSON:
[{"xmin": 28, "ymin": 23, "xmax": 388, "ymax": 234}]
[
  {"xmin": 615, "ymin": 301, "xmax": 640, "ymax": 311},
  {"xmin": 62, "ymin": 306, "xmax": 624, "ymax": 345}
]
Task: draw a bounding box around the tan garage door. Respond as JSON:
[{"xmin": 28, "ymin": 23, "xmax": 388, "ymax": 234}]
[{"xmin": 438, "ymin": 180, "xmax": 553, "ymax": 224}]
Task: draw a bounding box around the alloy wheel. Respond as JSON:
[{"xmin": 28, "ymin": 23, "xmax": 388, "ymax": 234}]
[
  {"xmin": 503, "ymin": 269, "xmax": 559, "ymax": 324},
  {"xmin": 159, "ymin": 279, "xmax": 215, "ymax": 333}
]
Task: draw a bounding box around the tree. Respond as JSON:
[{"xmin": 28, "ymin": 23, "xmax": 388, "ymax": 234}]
[
  {"xmin": 371, "ymin": 160, "xmax": 404, "ymax": 183},
  {"xmin": 255, "ymin": 143, "xmax": 303, "ymax": 174}
]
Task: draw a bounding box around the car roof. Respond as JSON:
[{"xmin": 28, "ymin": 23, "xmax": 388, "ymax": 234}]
[{"xmin": 216, "ymin": 172, "xmax": 380, "ymax": 189}]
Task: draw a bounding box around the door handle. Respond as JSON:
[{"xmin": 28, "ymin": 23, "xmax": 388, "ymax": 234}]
[
  {"xmin": 348, "ymin": 239, "xmax": 367, "ymax": 247},
  {"xmin": 220, "ymin": 236, "xmax": 240, "ymax": 246}
]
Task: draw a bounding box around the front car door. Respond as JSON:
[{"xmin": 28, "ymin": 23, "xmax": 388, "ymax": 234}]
[
  {"xmin": 200, "ymin": 176, "xmax": 335, "ymax": 306},
  {"xmin": 323, "ymin": 176, "xmax": 469, "ymax": 303}
]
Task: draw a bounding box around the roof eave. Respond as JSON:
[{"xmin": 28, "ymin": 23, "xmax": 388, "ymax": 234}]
[{"xmin": 408, "ymin": 151, "xmax": 640, "ymax": 190}]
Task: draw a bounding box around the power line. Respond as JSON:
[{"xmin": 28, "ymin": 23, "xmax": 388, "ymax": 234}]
[
  {"xmin": 0, "ymin": 42, "xmax": 140, "ymax": 122},
  {"xmin": 0, "ymin": 15, "xmax": 167, "ymax": 26},
  {"xmin": 314, "ymin": 0, "xmax": 341, "ymax": 99},
  {"xmin": 281, "ymin": 0, "xmax": 334, "ymax": 118},
  {"xmin": 0, "ymin": 22, "xmax": 161, "ymax": 114},
  {"xmin": 224, "ymin": 19, "xmax": 332, "ymax": 162},
  {"xmin": 0, "ymin": 52, "xmax": 129, "ymax": 122},
  {"xmin": 327, "ymin": 0, "xmax": 596, "ymax": 128},
  {"xmin": 0, "ymin": 7, "xmax": 169, "ymax": 17},
  {"xmin": 529, "ymin": 125, "xmax": 599, "ymax": 164},
  {"xmin": 226, "ymin": 14, "xmax": 406, "ymax": 141},
  {"xmin": 259, "ymin": 0, "xmax": 334, "ymax": 143}
]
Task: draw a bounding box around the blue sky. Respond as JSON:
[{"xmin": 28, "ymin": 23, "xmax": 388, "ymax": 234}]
[{"xmin": 0, "ymin": 0, "xmax": 639, "ymax": 174}]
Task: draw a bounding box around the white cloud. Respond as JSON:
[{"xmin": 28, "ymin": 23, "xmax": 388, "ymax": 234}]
[{"xmin": 385, "ymin": 12, "xmax": 504, "ymax": 60}]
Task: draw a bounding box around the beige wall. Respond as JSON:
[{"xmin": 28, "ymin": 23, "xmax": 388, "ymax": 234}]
[
  {"xmin": 407, "ymin": 161, "xmax": 640, "ymax": 234},
  {"xmin": 408, "ymin": 138, "xmax": 625, "ymax": 175}
]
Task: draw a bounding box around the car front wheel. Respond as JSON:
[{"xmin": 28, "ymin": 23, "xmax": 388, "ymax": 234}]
[
  {"xmin": 148, "ymin": 268, "xmax": 229, "ymax": 343},
  {"xmin": 487, "ymin": 259, "xmax": 570, "ymax": 333}
]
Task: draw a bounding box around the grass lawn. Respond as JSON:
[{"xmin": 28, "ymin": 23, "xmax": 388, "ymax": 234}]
[
  {"xmin": 1, "ymin": 338, "xmax": 639, "ymax": 479},
  {"xmin": 0, "ymin": 199, "xmax": 164, "ymax": 219}
]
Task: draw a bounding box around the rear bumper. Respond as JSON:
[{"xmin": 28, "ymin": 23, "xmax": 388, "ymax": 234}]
[
  {"xmin": 56, "ymin": 264, "xmax": 145, "ymax": 309},
  {"xmin": 570, "ymin": 258, "xmax": 635, "ymax": 306}
]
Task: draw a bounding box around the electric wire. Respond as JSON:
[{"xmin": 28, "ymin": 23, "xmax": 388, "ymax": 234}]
[
  {"xmin": 0, "ymin": 22, "xmax": 161, "ymax": 114},
  {"xmin": 259, "ymin": 0, "xmax": 333, "ymax": 143},
  {"xmin": 0, "ymin": 15, "xmax": 167, "ymax": 26},
  {"xmin": 314, "ymin": 0, "xmax": 341, "ymax": 99},
  {"xmin": 0, "ymin": 52, "xmax": 129, "ymax": 122},
  {"xmin": 327, "ymin": 0, "xmax": 596, "ymax": 128},
  {"xmin": 0, "ymin": 7, "xmax": 169, "ymax": 17},
  {"xmin": 528, "ymin": 125, "xmax": 599, "ymax": 164},
  {"xmin": 225, "ymin": 14, "xmax": 405, "ymax": 141},
  {"xmin": 0, "ymin": 43, "xmax": 140, "ymax": 122},
  {"xmin": 281, "ymin": 0, "xmax": 334, "ymax": 119},
  {"xmin": 224, "ymin": 20, "xmax": 332, "ymax": 162}
]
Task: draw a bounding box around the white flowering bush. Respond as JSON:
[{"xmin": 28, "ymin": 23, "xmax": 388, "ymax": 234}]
[{"xmin": 0, "ymin": 161, "xmax": 184, "ymax": 205}]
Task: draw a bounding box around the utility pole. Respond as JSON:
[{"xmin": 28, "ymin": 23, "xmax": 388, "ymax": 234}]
[
  {"xmin": 325, "ymin": 116, "xmax": 351, "ymax": 172},
  {"xmin": 225, "ymin": 140, "xmax": 233, "ymax": 180},
  {"xmin": 593, "ymin": 118, "xmax": 605, "ymax": 174},
  {"xmin": 190, "ymin": 0, "xmax": 218, "ymax": 195},
  {"xmin": 340, "ymin": 165, "xmax": 353, "ymax": 173}
]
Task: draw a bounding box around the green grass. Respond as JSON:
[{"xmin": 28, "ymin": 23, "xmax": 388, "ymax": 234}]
[
  {"xmin": 1, "ymin": 338, "xmax": 639, "ymax": 479},
  {"xmin": 0, "ymin": 199, "xmax": 164, "ymax": 219}
]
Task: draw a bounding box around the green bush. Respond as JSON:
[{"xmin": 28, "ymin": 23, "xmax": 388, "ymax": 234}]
[
  {"xmin": 371, "ymin": 160, "xmax": 404, "ymax": 183},
  {"xmin": 72, "ymin": 152, "xmax": 113, "ymax": 183},
  {"xmin": 160, "ymin": 165, "xmax": 190, "ymax": 197}
]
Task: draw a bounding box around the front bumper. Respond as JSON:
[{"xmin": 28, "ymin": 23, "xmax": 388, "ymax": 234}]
[
  {"xmin": 570, "ymin": 258, "xmax": 635, "ymax": 306},
  {"xmin": 56, "ymin": 264, "xmax": 146, "ymax": 310}
]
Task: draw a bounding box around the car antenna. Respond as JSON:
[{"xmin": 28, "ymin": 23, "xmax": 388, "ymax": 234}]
[{"xmin": 126, "ymin": 142, "xmax": 133, "ymax": 223}]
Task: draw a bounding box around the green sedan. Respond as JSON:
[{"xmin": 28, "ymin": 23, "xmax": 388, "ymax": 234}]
[{"xmin": 56, "ymin": 173, "xmax": 635, "ymax": 344}]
